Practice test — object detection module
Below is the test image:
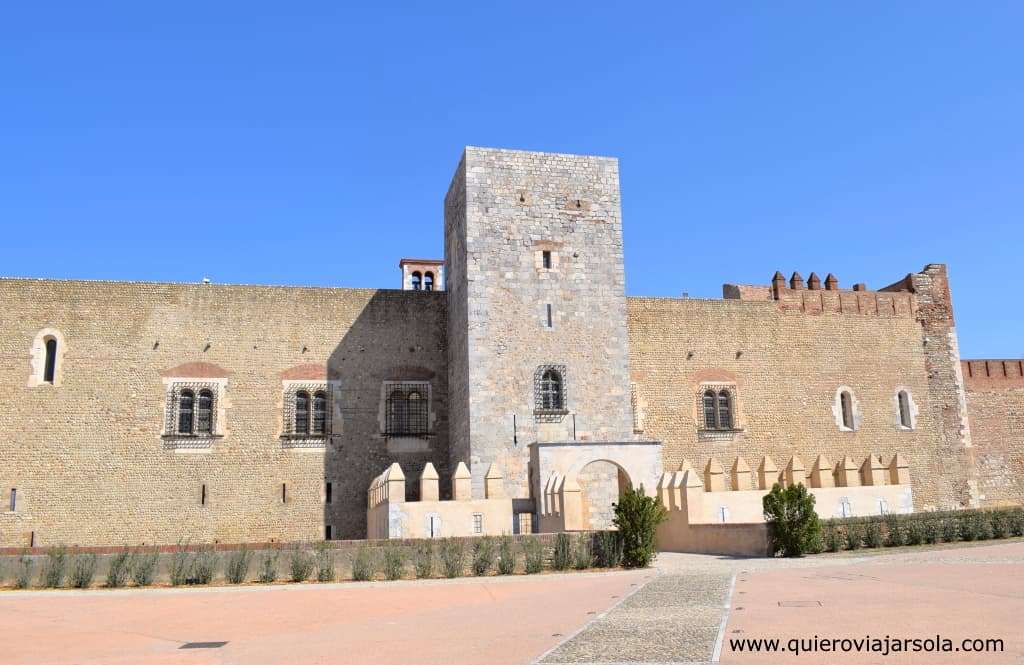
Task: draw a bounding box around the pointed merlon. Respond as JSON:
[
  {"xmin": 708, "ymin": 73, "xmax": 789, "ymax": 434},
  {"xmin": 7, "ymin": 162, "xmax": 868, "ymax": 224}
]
[
  {"xmin": 824, "ymin": 273, "xmax": 839, "ymax": 290},
  {"xmin": 807, "ymin": 272, "xmax": 821, "ymax": 290}
]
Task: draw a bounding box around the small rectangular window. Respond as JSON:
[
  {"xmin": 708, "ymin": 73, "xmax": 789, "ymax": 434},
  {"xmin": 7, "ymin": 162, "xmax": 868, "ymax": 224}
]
[
  {"xmin": 9, "ymin": 488, "xmax": 15, "ymax": 512},
  {"xmin": 542, "ymin": 250, "xmax": 552, "ymax": 269},
  {"xmin": 473, "ymin": 513, "xmax": 483, "ymax": 534},
  {"xmin": 326, "ymin": 482, "xmax": 333, "ymax": 504},
  {"xmin": 325, "ymin": 525, "xmax": 333, "ymax": 541},
  {"xmin": 545, "ymin": 304, "xmax": 553, "ymax": 328}
]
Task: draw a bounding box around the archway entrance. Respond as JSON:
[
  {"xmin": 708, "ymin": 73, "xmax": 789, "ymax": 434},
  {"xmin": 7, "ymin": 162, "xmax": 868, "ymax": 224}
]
[{"xmin": 578, "ymin": 460, "xmax": 632, "ymax": 530}]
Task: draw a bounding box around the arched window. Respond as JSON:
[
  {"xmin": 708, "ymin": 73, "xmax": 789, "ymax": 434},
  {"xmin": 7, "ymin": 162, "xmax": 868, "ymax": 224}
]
[
  {"xmin": 702, "ymin": 388, "xmax": 735, "ymax": 430},
  {"xmin": 717, "ymin": 390, "xmax": 733, "ymax": 429},
  {"xmin": 840, "ymin": 391, "xmax": 854, "ymax": 430},
  {"xmin": 702, "ymin": 390, "xmax": 717, "ymax": 429},
  {"xmin": 540, "ymin": 369, "xmax": 563, "ymax": 410},
  {"xmin": 43, "ymin": 338, "xmax": 57, "ymax": 384},
  {"xmin": 898, "ymin": 390, "xmax": 912, "ymax": 429},
  {"xmin": 177, "ymin": 390, "xmax": 195, "ymax": 434},
  {"xmin": 196, "ymin": 389, "xmax": 213, "ymax": 434},
  {"xmin": 387, "ymin": 388, "xmax": 409, "ymax": 434},
  {"xmin": 424, "ymin": 272, "xmax": 434, "ymax": 291},
  {"xmin": 294, "ymin": 391, "xmax": 310, "ymax": 435},
  {"xmin": 312, "ymin": 391, "xmax": 328, "ymax": 435},
  {"xmin": 411, "ymin": 271, "xmax": 422, "ymax": 290}
]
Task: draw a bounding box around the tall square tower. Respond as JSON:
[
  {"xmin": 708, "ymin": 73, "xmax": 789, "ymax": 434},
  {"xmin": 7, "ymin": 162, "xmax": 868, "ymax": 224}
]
[{"xmin": 444, "ymin": 147, "xmax": 636, "ymax": 499}]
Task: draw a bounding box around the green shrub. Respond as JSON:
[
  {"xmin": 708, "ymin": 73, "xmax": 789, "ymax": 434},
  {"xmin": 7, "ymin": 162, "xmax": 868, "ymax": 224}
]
[
  {"xmin": 383, "ymin": 546, "xmax": 405, "ymax": 581},
  {"xmin": 351, "ymin": 545, "xmax": 377, "ymax": 581},
  {"xmin": 845, "ymin": 524, "xmax": 863, "ymax": 550},
  {"xmin": 825, "ymin": 525, "xmax": 842, "ymax": 552},
  {"xmin": 69, "ymin": 553, "xmax": 97, "ymax": 589},
  {"xmin": 439, "ymin": 538, "xmax": 465, "ymax": 578},
  {"xmin": 864, "ymin": 521, "xmax": 883, "ymax": 548},
  {"xmin": 905, "ymin": 520, "xmax": 924, "ymax": 546},
  {"xmin": 169, "ymin": 542, "xmax": 193, "ymax": 586},
  {"xmin": 289, "ymin": 548, "xmax": 314, "ymax": 583},
  {"xmin": 960, "ymin": 514, "xmax": 979, "ymax": 541},
  {"xmin": 922, "ymin": 520, "xmax": 939, "ymax": 544},
  {"xmin": 573, "ymin": 533, "xmax": 594, "ymax": 570},
  {"xmin": 884, "ymin": 516, "xmax": 905, "ymax": 547},
  {"xmin": 614, "ymin": 485, "xmax": 668, "ymax": 567},
  {"xmin": 990, "ymin": 512, "xmax": 1007, "ymax": 539},
  {"xmin": 522, "ymin": 537, "xmax": 544, "ymax": 574},
  {"xmin": 40, "ymin": 546, "xmax": 68, "ymax": 588},
  {"xmin": 107, "ymin": 551, "xmax": 133, "ymax": 588},
  {"xmin": 315, "ymin": 542, "xmax": 336, "ymax": 582},
  {"xmin": 1009, "ymin": 509, "xmax": 1024, "ymax": 537},
  {"xmin": 413, "ymin": 541, "xmax": 434, "ymax": 578},
  {"xmin": 192, "ymin": 546, "xmax": 219, "ymax": 585},
  {"xmin": 256, "ymin": 551, "xmax": 279, "ymax": 583},
  {"xmin": 552, "ymin": 533, "xmax": 572, "ymax": 571},
  {"xmin": 15, "ymin": 556, "xmax": 33, "ymax": 589},
  {"xmin": 131, "ymin": 550, "xmax": 159, "ymax": 586},
  {"xmin": 762, "ymin": 483, "xmax": 822, "ymax": 557},
  {"xmin": 942, "ymin": 517, "xmax": 959, "ymax": 543},
  {"xmin": 595, "ymin": 531, "xmax": 624, "ymax": 567},
  {"xmin": 225, "ymin": 547, "xmax": 252, "ymax": 584},
  {"xmin": 0, "ymin": 558, "xmax": 6, "ymax": 587},
  {"xmin": 472, "ymin": 537, "xmax": 496, "ymax": 576},
  {"xmin": 497, "ymin": 536, "xmax": 516, "ymax": 575},
  {"xmin": 978, "ymin": 513, "xmax": 994, "ymax": 540}
]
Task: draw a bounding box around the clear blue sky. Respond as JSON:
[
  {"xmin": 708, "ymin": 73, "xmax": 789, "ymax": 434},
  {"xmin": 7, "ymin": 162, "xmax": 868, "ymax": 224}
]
[{"xmin": 2, "ymin": 3, "xmax": 1021, "ymax": 357}]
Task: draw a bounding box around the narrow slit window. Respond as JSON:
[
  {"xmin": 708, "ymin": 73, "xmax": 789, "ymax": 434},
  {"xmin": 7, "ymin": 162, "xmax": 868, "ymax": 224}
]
[
  {"xmin": 201, "ymin": 484, "xmax": 207, "ymax": 506},
  {"xmin": 325, "ymin": 525, "xmax": 333, "ymax": 541},
  {"xmin": 9, "ymin": 488, "xmax": 16, "ymax": 512},
  {"xmin": 43, "ymin": 338, "xmax": 57, "ymax": 384},
  {"xmin": 545, "ymin": 304, "xmax": 553, "ymax": 328},
  {"xmin": 898, "ymin": 391, "xmax": 912, "ymax": 428},
  {"xmin": 542, "ymin": 250, "xmax": 552, "ymax": 269},
  {"xmin": 840, "ymin": 391, "xmax": 854, "ymax": 430},
  {"xmin": 281, "ymin": 483, "xmax": 287, "ymax": 503},
  {"xmin": 325, "ymin": 481, "xmax": 333, "ymax": 504}
]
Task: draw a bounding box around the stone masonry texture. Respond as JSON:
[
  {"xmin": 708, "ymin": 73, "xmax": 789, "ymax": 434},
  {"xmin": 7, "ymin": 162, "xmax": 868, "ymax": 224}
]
[{"xmin": 0, "ymin": 145, "xmax": 1020, "ymax": 548}]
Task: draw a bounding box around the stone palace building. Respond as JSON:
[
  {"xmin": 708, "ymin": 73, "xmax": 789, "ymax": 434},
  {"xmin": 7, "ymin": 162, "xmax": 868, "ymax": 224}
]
[{"xmin": 1, "ymin": 146, "xmax": 1021, "ymax": 548}]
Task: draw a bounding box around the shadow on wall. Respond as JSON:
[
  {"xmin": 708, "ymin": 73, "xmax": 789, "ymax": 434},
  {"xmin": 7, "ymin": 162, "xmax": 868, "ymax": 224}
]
[{"xmin": 322, "ymin": 290, "xmax": 451, "ymax": 540}]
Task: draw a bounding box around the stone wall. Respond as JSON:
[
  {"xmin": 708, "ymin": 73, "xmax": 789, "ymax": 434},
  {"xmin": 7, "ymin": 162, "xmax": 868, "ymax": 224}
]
[
  {"xmin": 627, "ymin": 289, "xmax": 971, "ymax": 511},
  {"xmin": 445, "ymin": 147, "xmax": 636, "ymax": 501},
  {"xmin": 0, "ymin": 278, "xmax": 449, "ymax": 547},
  {"xmin": 963, "ymin": 360, "xmax": 1024, "ymax": 507}
]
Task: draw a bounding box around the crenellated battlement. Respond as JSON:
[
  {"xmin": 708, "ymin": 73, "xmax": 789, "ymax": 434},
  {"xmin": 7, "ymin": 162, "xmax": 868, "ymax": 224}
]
[
  {"xmin": 724, "ymin": 271, "xmax": 917, "ymax": 317},
  {"xmin": 962, "ymin": 359, "xmax": 1024, "ymax": 391}
]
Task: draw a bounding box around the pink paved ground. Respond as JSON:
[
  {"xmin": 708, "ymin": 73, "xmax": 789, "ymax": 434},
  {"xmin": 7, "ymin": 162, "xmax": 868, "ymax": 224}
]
[
  {"xmin": 0, "ymin": 570, "xmax": 645, "ymax": 665},
  {"xmin": 721, "ymin": 542, "xmax": 1024, "ymax": 665}
]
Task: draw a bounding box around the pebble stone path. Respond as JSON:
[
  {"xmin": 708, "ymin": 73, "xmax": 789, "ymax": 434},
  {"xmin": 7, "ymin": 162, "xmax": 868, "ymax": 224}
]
[{"xmin": 537, "ymin": 539, "xmax": 1024, "ymax": 665}]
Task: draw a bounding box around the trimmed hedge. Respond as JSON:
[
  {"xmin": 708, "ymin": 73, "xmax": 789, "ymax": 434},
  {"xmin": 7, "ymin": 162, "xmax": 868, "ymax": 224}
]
[{"xmin": 821, "ymin": 507, "xmax": 1024, "ymax": 553}]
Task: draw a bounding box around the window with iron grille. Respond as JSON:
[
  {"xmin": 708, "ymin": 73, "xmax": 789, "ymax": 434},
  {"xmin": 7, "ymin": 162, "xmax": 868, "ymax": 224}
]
[
  {"xmin": 534, "ymin": 365, "xmax": 567, "ymax": 412},
  {"xmin": 165, "ymin": 382, "xmax": 220, "ymax": 438},
  {"xmin": 385, "ymin": 382, "xmax": 430, "ymax": 436},
  {"xmin": 700, "ymin": 387, "xmax": 735, "ymax": 431},
  {"xmin": 283, "ymin": 383, "xmax": 330, "ymax": 440}
]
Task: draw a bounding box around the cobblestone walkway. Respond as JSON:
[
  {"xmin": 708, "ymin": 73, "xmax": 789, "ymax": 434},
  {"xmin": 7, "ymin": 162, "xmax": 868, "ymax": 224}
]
[{"xmin": 538, "ymin": 539, "xmax": 1024, "ymax": 665}]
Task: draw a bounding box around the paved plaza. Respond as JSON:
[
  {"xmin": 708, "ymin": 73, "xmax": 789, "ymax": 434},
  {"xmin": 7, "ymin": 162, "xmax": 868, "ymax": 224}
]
[{"xmin": 1, "ymin": 540, "xmax": 1022, "ymax": 664}]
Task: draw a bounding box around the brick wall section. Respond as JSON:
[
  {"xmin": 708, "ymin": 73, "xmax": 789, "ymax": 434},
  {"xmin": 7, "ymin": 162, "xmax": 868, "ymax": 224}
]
[
  {"xmin": 0, "ymin": 279, "xmax": 449, "ymax": 547},
  {"xmin": 962, "ymin": 359, "xmax": 1024, "ymax": 507},
  {"xmin": 627, "ymin": 294, "xmax": 969, "ymax": 511},
  {"xmin": 445, "ymin": 147, "xmax": 636, "ymax": 500}
]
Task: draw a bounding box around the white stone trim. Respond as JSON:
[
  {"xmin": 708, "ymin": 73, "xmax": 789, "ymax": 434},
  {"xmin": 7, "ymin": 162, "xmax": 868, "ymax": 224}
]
[
  {"xmin": 27, "ymin": 327, "xmax": 66, "ymax": 387},
  {"xmin": 893, "ymin": 387, "xmax": 919, "ymax": 431},
  {"xmin": 832, "ymin": 386, "xmax": 861, "ymax": 432}
]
